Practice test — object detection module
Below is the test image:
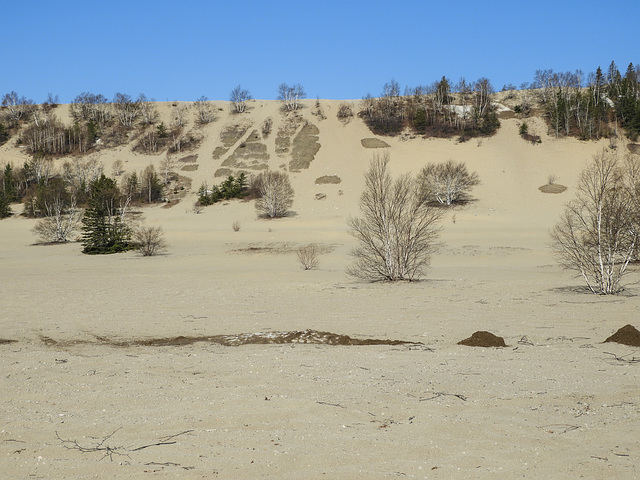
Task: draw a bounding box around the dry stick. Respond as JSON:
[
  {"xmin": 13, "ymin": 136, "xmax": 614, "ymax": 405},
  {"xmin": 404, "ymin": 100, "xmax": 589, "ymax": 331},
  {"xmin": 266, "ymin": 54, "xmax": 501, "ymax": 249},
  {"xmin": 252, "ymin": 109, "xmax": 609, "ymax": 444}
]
[
  {"xmin": 419, "ymin": 392, "xmax": 467, "ymax": 402},
  {"xmin": 603, "ymin": 352, "xmax": 640, "ymax": 364},
  {"xmin": 538, "ymin": 424, "xmax": 580, "ymax": 434},
  {"xmin": 316, "ymin": 401, "xmax": 345, "ymax": 408},
  {"xmin": 56, "ymin": 428, "xmax": 195, "ymax": 461}
]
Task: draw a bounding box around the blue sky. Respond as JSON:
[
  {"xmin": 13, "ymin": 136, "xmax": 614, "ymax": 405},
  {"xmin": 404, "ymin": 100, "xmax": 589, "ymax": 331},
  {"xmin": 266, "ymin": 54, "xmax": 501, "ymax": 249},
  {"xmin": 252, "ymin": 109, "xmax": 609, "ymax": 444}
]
[{"xmin": 2, "ymin": 0, "xmax": 639, "ymax": 103}]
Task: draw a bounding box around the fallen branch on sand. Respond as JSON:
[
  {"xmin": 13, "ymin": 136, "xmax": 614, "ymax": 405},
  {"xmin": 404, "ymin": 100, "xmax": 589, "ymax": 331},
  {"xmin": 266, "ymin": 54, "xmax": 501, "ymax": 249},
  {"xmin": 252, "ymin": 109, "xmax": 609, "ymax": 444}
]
[
  {"xmin": 56, "ymin": 428, "xmax": 194, "ymax": 461},
  {"xmin": 419, "ymin": 392, "xmax": 467, "ymax": 402}
]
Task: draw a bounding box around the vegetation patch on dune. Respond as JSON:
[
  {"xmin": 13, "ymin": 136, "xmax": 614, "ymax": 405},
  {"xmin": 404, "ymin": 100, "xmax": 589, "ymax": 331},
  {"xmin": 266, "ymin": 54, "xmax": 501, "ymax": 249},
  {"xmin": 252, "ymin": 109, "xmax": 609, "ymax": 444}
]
[
  {"xmin": 361, "ymin": 138, "xmax": 390, "ymax": 148},
  {"xmin": 289, "ymin": 122, "xmax": 320, "ymax": 171},
  {"xmin": 275, "ymin": 114, "xmax": 301, "ymax": 156},
  {"xmin": 539, "ymin": 183, "xmax": 567, "ymax": 194},
  {"xmin": 221, "ymin": 130, "xmax": 269, "ymax": 169},
  {"xmin": 180, "ymin": 164, "xmax": 198, "ymax": 171},
  {"xmin": 315, "ymin": 175, "xmax": 342, "ymax": 184}
]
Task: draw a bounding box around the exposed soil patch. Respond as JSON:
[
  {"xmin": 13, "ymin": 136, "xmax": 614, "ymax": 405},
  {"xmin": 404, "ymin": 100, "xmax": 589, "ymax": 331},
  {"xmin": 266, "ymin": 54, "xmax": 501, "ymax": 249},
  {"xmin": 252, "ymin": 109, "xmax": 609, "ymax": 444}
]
[
  {"xmin": 539, "ymin": 184, "xmax": 567, "ymax": 194},
  {"xmin": 315, "ymin": 175, "xmax": 342, "ymax": 184},
  {"xmin": 627, "ymin": 143, "xmax": 640, "ymax": 154},
  {"xmin": 276, "ymin": 115, "xmax": 301, "ymax": 156},
  {"xmin": 40, "ymin": 330, "xmax": 418, "ymax": 348},
  {"xmin": 604, "ymin": 324, "xmax": 640, "ymax": 347},
  {"xmin": 180, "ymin": 164, "xmax": 198, "ymax": 171},
  {"xmin": 229, "ymin": 242, "xmax": 335, "ymax": 255},
  {"xmin": 458, "ymin": 331, "xmax": 507, "ymax": 347},
  {"xmin": 222, "ymin": 130, "xmax": 269, "ymax": 169},
  {"xmin": 361, "ymin": 138, "xmax": 390, "ymax": 149},
  {"xmin": 178, "ymin": 154, "xmax": 198, "ymax": 163},
  {"xmin": 214, "ymin": 167, "xmax": 233, "ymax": 178},
  {"xmin": 290, "ymin": 122, "xmax": 321, "ymax": 171}
]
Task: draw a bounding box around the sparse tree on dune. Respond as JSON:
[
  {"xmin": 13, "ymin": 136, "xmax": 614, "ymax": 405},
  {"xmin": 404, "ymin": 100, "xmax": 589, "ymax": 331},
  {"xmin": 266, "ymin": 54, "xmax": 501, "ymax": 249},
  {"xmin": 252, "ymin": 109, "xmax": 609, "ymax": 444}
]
[
  {"xmin": 550, "ymin": 150, "xmax": 640, "ymax": 294},
  {"xmin": 230, "ymin": 86, "xmax": 252, "ymax": 113},
  {"xmin": 347, "ymin": 152, "xmax": 443, "ymax": 282}
]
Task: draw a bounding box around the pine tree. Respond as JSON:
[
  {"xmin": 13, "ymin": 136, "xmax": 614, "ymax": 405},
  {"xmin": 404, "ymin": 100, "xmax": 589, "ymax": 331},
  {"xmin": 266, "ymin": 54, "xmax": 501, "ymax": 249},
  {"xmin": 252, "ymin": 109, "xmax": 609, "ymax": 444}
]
[
  {"xmin": 3, "ymin": 164, "xmax": 17, "ymax": 202},
  {"xmin": 81, "ymin": 175, "xmax": 133, "ymax": 254},
  {"xmin": 0, "ymin": 190, "xmax": 11, "ymax": 218}
]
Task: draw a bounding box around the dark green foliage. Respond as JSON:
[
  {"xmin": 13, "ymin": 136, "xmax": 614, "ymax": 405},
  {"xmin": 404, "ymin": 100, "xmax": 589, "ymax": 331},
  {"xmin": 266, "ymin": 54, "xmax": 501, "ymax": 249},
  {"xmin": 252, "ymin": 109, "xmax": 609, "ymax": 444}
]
[
  {"xmin": 0, "ymin": 190, "xmax": 11, "ymax": 218},
  {"xmin": 0, "ymin": 123, "xmax": 7, "ymax": 144},
  {"xmin": 156, "ymin": 122, "xmax": 168, "ymax": 138},
  {"xmin": 198, "ymin": 173, "xmax": 247, "ymax": 206},
  {"xmin": 81, "ymin": 175, "xmax": 134, "ymax": 254},
  {"xmin": 3, "ymin": 164, "xmax": 17, "ymax": 202}
]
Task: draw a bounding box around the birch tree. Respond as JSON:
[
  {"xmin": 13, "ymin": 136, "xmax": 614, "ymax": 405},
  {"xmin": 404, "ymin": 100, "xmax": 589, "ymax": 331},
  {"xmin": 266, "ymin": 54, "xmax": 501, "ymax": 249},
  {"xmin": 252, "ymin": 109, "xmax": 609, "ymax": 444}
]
[
  {"xmin": 417, "ymin": 160, "xmax": 480, "ymax": 206},
  {"xmin": 230, "ymin": 86, "xmax": 252, "ymax": 113},
  {"xmin": 277, "ymin": 83, "xmax": 306, "ymax": 111},
  {"xmin": 550, "ymin": 151, "xmax": 640, "ymax": 294},
  {"xmin": 254, "ymin": 170, "xmax": 294, "ymax": 218},
  {"xmin": 347, "ymin": 152, "xmax": 443, "ymax": 281}
]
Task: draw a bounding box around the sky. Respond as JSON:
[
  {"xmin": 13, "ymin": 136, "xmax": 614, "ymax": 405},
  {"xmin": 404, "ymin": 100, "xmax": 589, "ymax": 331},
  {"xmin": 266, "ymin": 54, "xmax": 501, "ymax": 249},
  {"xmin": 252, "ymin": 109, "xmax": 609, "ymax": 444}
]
[{"xmin": 2, "ymin": 0, "xmax": 639, "ymax": 104}]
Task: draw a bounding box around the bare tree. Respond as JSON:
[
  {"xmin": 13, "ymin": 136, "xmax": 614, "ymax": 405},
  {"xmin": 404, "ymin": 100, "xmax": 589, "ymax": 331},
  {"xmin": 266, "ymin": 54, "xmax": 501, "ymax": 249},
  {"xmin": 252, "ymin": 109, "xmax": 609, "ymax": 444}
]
[
  {"xmin": 1, "ymin": 91, "xmax": 35, "ymax": 124},
  {"xmin": 277, "ymin": 83, "xmax": 306, "ymax": 111},
  {"xmin": 32, "ymin": 180, "xmax": 82, "ymax": 243},
  {"xmin": 112, "ymin": 159, "xmax": 124, "ymax": 177},
  {"xmin": 159, "ymin": 155, "xmax": 174, "ymax": 184},
  {"xmin": 254, "ymin": 170, "xmax": 294, "ymax": 218},
  {"xmin": 347, "ymin": 152, "xmax": 443, "ymax": 281},
  {"xmin": 112, "ymin": 92, "xmax": 141, "ymax": 127},
  {"xmin": 417, "ymin": 160, "xmax": 480, "ymax": 206},
  {"xmin": 132, "ymin": 225, "xmax": 167, "ymax": 256},
  {"xmin": 62, "ymin": 156, "xmax": 104, "ymax": 193},
  {"xmin": 229, "ymin": 86, "xmax": 252, "ymax": 113},
  {"xmin": 138, "ymin": 94, "xmax": 159, "ymax": 125},
  {"xmin": 171, "ymin": 102, "xmax": 189, "ymax": 127},
  {"xmin": 193, "ymin": 96, "xmax": 215, "ymax": 124},
  {"xmin": 550, "ymin": 151, "xmax": 640, "ymax": 294},
  {"xmin": 297, "ymin": 244, "xmax": 320, "ymax": 270}
]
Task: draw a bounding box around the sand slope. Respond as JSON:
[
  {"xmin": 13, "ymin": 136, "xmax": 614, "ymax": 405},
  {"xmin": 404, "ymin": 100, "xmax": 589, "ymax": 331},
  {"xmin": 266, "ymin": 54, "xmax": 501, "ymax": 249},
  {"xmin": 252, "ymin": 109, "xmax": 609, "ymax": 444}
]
[{"xmin": 1, "ymin": 100, "xmax": 640, "ymax": 479}]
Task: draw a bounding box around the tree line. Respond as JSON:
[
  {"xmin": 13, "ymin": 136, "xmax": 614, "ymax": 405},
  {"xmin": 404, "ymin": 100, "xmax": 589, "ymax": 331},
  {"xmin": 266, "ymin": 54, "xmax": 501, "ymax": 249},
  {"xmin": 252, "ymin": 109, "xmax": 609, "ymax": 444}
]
[
  {"xmin": 531, "ymin": 61, "xmax": 640, "ymax": 140},
  {"xmin": 359, "ymin": 77, "xmax": 500, "ymax": 139}
]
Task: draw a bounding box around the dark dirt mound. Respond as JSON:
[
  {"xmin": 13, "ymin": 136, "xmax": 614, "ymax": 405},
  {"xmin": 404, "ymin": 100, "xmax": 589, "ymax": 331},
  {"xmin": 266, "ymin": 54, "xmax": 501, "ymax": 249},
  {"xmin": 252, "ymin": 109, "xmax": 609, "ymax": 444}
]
[
  {"xmin": 458, "ymin": 331, "xmax": 507, "ymax": 347},
  {"xmin": 604, "ymin": 324, "xmax": 640, "ymax": 347},
  {"xmin": 40, "ymin": 330, "xmax": 419, "ymax": 348},
  {"xmin": 0, "ymin": 338, "xmax": 17, "ymax": 345}
]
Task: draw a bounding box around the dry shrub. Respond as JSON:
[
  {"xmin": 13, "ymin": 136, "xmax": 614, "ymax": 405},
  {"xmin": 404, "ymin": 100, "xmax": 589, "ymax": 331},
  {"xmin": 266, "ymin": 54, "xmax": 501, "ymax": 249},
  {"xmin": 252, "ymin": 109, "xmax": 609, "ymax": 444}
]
[
  {"xmin": 133, "ymin": 225, "xmax": 167, "ymax": 256},
  {"xmin": 337, "ymin": 102, "xmax": 354, "ymax": 122},
  {"xmin": 297, "ymin": 244, "xmax": 320, "ymax": 270},
  {"xmin": 232, "ymin": 221, "xmax": 241, "ymax": 232}
]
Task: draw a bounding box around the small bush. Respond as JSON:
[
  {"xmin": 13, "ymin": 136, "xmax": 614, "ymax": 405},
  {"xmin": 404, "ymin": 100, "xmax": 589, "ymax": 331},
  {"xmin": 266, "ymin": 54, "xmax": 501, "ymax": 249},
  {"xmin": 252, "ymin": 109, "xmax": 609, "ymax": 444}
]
[
  {"xmin": 133, "ymin": 225, "xmax": 167, "ymax": 256},
  {"xmin": 297, "ymin": 244, "xmax": 319, "ymax": 270}
]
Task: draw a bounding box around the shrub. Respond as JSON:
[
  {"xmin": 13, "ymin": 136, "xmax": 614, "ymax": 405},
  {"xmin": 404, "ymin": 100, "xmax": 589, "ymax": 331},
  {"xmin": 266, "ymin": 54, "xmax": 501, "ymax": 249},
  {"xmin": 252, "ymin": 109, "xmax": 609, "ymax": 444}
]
[{"xmin": 417, "ymin": 160, "xmax": 480, "ymax": 206}]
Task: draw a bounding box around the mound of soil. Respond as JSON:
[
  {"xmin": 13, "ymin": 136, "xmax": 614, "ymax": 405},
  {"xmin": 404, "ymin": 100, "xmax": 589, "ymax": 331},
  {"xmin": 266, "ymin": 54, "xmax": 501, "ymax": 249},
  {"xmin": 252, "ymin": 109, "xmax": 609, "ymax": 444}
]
[
  {"xmin": 604, "ymin": 324, "xmax": 640, "ymax": 347},
  {"xmin": 40, "ymin": 330, "xmax": 418, "ymax": 348},
  {"xmin": 458, "ymin": 331, "xmax": 507, "ymax": 347}
]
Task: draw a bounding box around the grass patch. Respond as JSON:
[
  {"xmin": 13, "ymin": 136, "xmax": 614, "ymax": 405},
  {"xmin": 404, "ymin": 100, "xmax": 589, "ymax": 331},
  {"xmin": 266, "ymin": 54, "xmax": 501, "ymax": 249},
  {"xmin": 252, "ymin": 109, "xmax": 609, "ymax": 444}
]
[
  {"xmin": 361, "ymin": 138, "xmax": 390, "ymax": 148},
  {"xmin": 315, "ymin": 175, "xmax": 342, "ymax": 184}
]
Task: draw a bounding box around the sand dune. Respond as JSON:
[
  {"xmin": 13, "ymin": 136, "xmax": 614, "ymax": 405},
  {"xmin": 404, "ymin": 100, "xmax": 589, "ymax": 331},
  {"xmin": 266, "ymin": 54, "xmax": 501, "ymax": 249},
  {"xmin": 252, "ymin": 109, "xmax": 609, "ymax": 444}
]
[{"xmin": 1, "ymin": 99, "xmax": 639, "ymax": 479}]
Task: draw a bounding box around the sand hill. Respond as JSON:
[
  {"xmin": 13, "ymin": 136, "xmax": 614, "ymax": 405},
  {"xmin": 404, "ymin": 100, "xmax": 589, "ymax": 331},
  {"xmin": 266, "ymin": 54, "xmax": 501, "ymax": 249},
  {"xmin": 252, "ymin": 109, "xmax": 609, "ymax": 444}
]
[{"xmin": 1, "ymin": 98, "xmax": 639, "ymax": 479}]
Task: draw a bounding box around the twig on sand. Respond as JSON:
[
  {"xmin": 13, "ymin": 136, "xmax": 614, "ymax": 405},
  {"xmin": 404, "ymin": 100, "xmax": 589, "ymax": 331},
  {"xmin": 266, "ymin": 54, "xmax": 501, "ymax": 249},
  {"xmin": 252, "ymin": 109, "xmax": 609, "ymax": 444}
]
[
  {"xmin": 604, "ymin": 351, "xmax": 640, "ymax": 364},
  {"xmin": 317, "ymin": 401, "xmax": 345, "ymax": 408},
  {"xmin": 419, "ymin": 392, "xmax": 467, "ymax": 402},
  {"xmin": 56, "ymin": 428, "xmax": 195, "ymax": 461},
  {"xmin": 538, "ymin": 424, "xmax": 580, "ymax": 434}
]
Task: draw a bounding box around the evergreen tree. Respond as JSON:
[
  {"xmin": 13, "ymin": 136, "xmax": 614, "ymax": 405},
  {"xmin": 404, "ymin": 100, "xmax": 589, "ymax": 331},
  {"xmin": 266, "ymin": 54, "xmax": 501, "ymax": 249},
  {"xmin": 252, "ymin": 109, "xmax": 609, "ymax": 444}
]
[
  {"xmin": 81, "ymin": 175, "xmax": 133, "ymax": 254},
  {"xmin": 0, "ymin": 190, "xmax": 11, "ymax": 218},
  {"xmin": 3, "ymin": 164, "xmax": 17, "ymax": 202}
]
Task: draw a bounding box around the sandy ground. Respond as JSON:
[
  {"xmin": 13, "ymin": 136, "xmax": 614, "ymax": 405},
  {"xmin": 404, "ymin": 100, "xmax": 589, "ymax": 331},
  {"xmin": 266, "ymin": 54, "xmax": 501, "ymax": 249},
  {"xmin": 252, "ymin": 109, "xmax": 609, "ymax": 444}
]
[{"xmin": 2, "ymin": 100, "xmax": 640, "ymax": 479}]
